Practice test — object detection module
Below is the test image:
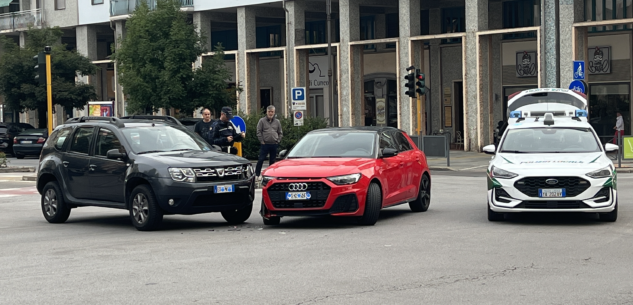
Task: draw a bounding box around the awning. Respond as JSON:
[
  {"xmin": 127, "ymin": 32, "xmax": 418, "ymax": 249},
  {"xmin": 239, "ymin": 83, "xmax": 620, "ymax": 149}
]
[{"xmin": 0, "ymin": 0, "xmax": 13, "ymax": 8}]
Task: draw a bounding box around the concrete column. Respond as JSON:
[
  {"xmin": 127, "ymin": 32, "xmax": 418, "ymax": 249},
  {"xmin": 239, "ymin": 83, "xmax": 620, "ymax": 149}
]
[
  {"xmin": 114, "ymin": 20, "xmax": 127, "ymax": 117},
  {"xmin": 237, "ymin": 6, "xmax": 256, "ymax": 113},
  {"xmin": 286, "ymin": 1, "xmax": 308, "ymax": 116},
  {"xmin": 193, "ymin": 11, "xmax": 211, "ymax": 68},
  {"xmin": 339, "ymin": 0, "xmax": 362, "ymax": 127},
  {"xmin": 76, "ymin": 25, "xmax": 98, "ymax": 85},
  {"xmin": 465, "ymin": 0, "xmax": 488, "ymax": 151},
  {"xmin": 489, "ymin": 2, "xmax": 503, "ymax": 129},
  {"xmin": 541, "ymin": 0, "xmax": 559, "ymax": 88},
  {"xmin": 429, "ymin": 8, "xmax": 442, "ymax": 134},
  {"xmin": 398, "ymin": 0, "xmax": 420, "ymax": 134},
  {"xmin": 20, "ymin": 0, "xmax": 30, "ymax": 11},
  {"xmin": 559, "ymin": 0, "xmax": 586, "ymax": 88}
]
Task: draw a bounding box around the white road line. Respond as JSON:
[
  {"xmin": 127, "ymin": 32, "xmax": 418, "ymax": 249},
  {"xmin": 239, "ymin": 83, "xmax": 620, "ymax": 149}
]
[
  {"xmin": 0, "ymin": 195, "xmax": 17, "ymax": 198},
  {"xmin": 459, "ymin": 165, "xmax": 489, "ymax": 171}
]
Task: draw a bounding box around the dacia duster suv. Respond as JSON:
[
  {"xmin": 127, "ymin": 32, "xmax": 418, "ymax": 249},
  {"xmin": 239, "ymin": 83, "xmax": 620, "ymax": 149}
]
[{"xmin": 36, "ymin": 116, "xmax": 255, "ymax": 231}]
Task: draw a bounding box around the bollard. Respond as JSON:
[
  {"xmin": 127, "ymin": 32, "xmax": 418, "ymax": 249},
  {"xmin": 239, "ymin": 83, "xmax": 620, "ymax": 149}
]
[
  {"xmin": 618, "ymin": 132, "xmax": 622, "ymax": 168},
  {"xmin": 234, "ymin": 142, "xmax": 243, "ymax": 157}
]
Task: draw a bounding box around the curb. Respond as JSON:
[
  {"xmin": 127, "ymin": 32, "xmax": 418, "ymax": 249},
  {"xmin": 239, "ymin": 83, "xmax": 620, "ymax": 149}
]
[
  {"xmin": 0, "ymin": 167, "xmax": 36, "ymax": 173},
  {"xmin": 616, "ymin": 168, "xmax": 633, "ymax": 173},
  {"xmin": 22, "ymin": 176, "xmax": 37, "ymax": 181},
  {"xmin": 429, "ymin": 167, "xmax": 456, "ymax": 171}
]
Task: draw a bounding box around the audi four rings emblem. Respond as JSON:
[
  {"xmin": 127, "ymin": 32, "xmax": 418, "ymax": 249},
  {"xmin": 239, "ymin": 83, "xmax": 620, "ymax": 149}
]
[{"xmin": 288, "ymin": 183, "xmax": 308, "ymax": 191}]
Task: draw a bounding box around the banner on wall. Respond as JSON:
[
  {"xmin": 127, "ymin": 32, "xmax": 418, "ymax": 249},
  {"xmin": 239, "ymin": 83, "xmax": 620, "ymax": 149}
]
[{"xmin": 88, "ymin": 101, "xmax": 114, "ymax": 117}]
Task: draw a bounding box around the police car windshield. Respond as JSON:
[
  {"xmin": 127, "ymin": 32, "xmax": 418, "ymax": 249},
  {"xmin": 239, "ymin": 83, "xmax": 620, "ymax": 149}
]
[
  {"xmin": 500, "ymin": 127, "xmax": 601, "ymax": 154},
  {"xmin": 508, "ymin": 92, "xmax": 585, "ymax": 112},
  {"xmin": 120, "ymin": 125, "xmax": 212, "ymax": 154},
  {"xmin": 288, "ymin": 131, "xmax": 376, "ymax": 158}
]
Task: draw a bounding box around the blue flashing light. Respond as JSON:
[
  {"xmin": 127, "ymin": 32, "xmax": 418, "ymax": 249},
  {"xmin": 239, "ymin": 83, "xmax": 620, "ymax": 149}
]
[
  {"xmin": 575, "ymin": 109, "xmax": 588, "ymax": 117},
  {"xmin": 509, "ymin": 111, "xmax": 522, "ymax": 118}
]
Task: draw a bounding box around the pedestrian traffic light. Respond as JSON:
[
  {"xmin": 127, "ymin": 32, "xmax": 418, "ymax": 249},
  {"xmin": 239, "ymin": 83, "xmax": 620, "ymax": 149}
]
[
  {"xmin": 33, "ymin": 51, "xmax": 46, "ymax": 85},
  {"xmin": 415, "ymin": 69, "xmax": 425, "ymax": 96},
  {"xmin": 404, "ymin": 66, "xmax": 416, "ymax": 98}
]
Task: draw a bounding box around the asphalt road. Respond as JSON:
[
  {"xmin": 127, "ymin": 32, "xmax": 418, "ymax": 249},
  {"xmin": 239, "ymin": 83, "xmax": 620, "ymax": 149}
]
[{"xmin": 1, "ymin": 174, "xmax": 632, "ymax": 305}]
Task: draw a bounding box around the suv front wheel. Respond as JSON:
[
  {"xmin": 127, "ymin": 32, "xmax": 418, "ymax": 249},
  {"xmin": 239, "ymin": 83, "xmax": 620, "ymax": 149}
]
[
  {"xmin": 41, "ymin": 181, "xmax": 71, "ymax": 223},
  {"xmin": 221, "ymin": 203, "xmax": 253, "ymax": 224},
  {"xmin": 129, "ymin": 185, "xmax": 163, "ymax": 231}
]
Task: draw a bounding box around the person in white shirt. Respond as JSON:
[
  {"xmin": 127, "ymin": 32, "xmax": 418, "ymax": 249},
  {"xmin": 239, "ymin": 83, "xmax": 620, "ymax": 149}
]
[{"xmin": 613, "ymin": 112, "xmax": 624, "ymax": 144}]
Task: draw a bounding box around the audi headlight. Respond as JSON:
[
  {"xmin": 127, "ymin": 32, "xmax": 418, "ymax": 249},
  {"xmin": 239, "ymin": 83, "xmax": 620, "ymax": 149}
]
[
  {"xmin": 169, "ymin": 168, "xmax": 196, "ymax": 182},
  {"xmin": 586, "ymin": 166, "xmax": 613, "ymax": 179},
  {"xmin": 261, "ymin": 176, "xmax": 274, "ymax": 187},
  {"xmin": 327, "ymin": 173, "xmax": 362, "ymax": 185},
  {"xmin": 491, "ymin": 166, "xmax": 518, "ymax": 179}
]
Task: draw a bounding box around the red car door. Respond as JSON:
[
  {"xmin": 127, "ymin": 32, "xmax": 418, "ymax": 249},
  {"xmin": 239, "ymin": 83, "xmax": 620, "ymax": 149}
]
[
  {"xmin": 378, "ymin": 131, "xmax": 403, "ymax": 206},
  {"xmin": 394, "ymin": 131, "xmax": 423, "ymax": 200}
]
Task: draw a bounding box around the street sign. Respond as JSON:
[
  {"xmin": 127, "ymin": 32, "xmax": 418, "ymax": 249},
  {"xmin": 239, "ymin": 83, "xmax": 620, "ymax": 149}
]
[
  {"xmin": 294, "ymin": 111, "xmax": 304, "ymax": 126},
  {"xmin": 230, "ymin": 115, "xmax": 246, "ymax": 133},
  {"xmin": 569, "ymin": 80, "xmax": 587, "ymax": 94},
  {"xmin": 573, "ymin": 60, "xmax": 585, "ymax": 80},
  {"xmin": 291, "ymin": 87, "xmax": 306, "ymax": 110}
]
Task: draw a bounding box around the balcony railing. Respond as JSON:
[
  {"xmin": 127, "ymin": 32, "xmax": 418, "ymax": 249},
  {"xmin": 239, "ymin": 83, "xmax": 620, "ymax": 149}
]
[
  {"xmin": 0, "ymin": 9, "xmax": 42, "ymax": 32},
  {"xmin": 111, "ymin": 0, "xmax": 193, "ymax": 16}
]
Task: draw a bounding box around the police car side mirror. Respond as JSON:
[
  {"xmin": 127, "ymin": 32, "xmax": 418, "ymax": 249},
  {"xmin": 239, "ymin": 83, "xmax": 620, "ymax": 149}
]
[
  {"xmin": 278, "ymin": 149, "xmax": 287, "ymax": 158},
  {"xmin": 604, "ymin": 143, "xmax": 619, "ymax": 152},
  {"xmin": 483, "ymin": 145, "xmax": 496, "ymax": 155}
]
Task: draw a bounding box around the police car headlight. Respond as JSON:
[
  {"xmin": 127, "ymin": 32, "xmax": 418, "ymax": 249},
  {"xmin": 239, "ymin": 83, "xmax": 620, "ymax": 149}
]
[
  {"xmin": 491, "ymin": 166, "xmax": 518, "ymax": 179},
  {"xmin": 586, "ymin": 166, "xmax": 613, "ymax": 179},
  {"xmin": 327, "ymin": 173, "xmax": 362, "ymax": 185},
  {"xmin": 169, "ymin": 168, "xmax": 196, "ymax": 182},
  {"xmin": 261, "ymin": 176, "xmax": 274, "ymax": 187}
]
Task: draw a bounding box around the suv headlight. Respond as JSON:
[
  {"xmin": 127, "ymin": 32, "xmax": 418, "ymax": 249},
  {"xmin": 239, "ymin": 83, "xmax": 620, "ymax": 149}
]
[
  {"xmin": 327, "ymin": 173, "xmax": 362, "ymax": 185},
  {"xmin": 169, "ymin": 168, "xmax": 196, "ymax": 182},
  {"xmin": 244, "ymin": 164, "xmax": 254, "ymax": 178},
  {"xmin": 261, "ymin": 176, "xmax": 274, "ymax": 187},
  {"xmin": 491, "ymin": 166, "xmax": 518, "ymax": 179},
  {"xmin": 586, "ymin": 166, "xmax": 613, "ymax": 179}
]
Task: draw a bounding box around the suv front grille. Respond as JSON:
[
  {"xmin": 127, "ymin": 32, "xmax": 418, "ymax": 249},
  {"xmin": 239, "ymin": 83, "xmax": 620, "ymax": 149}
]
[
  {"xmin": 194, "ymin": 165, "xmax": 246, "ymax": 182},
  {"xmin": 514, "ymin": 177, "xmax": 590, "ymax": 197},
  {"xmin": 268, "ymin": 182, "xmax": 331, "ymax": 209}
]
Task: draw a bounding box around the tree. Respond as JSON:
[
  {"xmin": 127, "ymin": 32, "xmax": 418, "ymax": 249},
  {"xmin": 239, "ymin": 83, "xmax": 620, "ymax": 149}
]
[
  {"xmin": 0, "ymin": 27, "xmax": 97, "ymax": 127},
  {"xmin": 113, "ymin": 0, "xmax": 239, "ymax": 116}
]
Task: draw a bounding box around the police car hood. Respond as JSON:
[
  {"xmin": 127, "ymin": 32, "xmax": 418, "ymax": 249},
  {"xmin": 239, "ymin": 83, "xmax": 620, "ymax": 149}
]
[{"xmin": 494, "ymin": 152, "xmax": 610, "ymax": 173}]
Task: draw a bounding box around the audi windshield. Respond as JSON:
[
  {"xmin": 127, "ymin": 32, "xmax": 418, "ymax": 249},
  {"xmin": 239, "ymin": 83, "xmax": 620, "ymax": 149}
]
[
  {"xmin": 288, "ymin": 131, "xmax": 376, "ymax": 158},
  {"xmin": 500, "ymin": 127, "xmax": 601, "ymax": 154}
]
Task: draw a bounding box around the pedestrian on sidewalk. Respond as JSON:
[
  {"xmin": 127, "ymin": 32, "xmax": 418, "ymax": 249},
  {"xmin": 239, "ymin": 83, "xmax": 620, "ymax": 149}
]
[
  {"xmin": 255, "ymin": 105, "xmax": 283, "ymax": 178},
  {"xmin": 210, "ymin": 106, "xmax": 244, "ymax": 155},
  {"xmin": 194, "ymin": 108, "xmax": 215, "ymax": 145},
  {"xmin": 613, "ymin": 112, "xmax": 624, "ymax": 144}
]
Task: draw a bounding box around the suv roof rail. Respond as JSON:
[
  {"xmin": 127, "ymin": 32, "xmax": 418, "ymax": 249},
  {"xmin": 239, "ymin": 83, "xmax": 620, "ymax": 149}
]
[
  {"xmin": 119, "ymin": 115, "xmax": 184, "ymax": 126},
  {"xmin": 65, "ymin": 116, "xmax": 125, "ymax": 128}
]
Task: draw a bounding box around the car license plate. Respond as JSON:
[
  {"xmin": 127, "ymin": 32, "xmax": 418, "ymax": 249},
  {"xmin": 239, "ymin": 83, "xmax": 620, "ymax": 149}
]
[
  {"xmin": 286, "ymin": 192, "xmax": 311, "ymax": 200},
  {"xmin": 214, "ymin": 185, "xmax": 234, "ymax": 194},
  {"xmin": 21, "ymin": 141, "xmax": 32, "ymax": 144},
  {"xmin": 539, "ymin": 188, "xmax": 566, "ymax": 198}
]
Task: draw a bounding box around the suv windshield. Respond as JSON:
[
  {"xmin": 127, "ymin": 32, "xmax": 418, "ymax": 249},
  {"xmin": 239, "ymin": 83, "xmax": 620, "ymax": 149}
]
[
  {"xmin": 500, "ymin": 127, "xmax": 601, "ymax": 153},
  {"xmin": 288, "ymin": 131, "xmax": 376, "ymax": 158},
  {"xmin": 120, "ymin": 125, "xmax": 212, "ymax": 154}
]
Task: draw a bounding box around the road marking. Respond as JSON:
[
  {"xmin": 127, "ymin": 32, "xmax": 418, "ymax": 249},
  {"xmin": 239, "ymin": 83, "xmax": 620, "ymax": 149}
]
[
  {"xmin": 459, "ymin": 165, "xmax": 489, "ymax": 171},
  {"xmin": 0, "ymin": 194, "xmax": 17, "ymax": 198},
  {"xmin": 0, "ymin": 186, "xmax": 38, "ymax": 197}
]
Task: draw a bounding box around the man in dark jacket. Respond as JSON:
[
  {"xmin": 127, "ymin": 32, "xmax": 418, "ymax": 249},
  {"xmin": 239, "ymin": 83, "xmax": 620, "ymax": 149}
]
[
  {"xmin": 210, "ymin": 106, "xmax": 245, "ymax": 154},
  {"xmin": 255, "ymin": 105, "xmax": 283, "ymax": 177},
  {"xmin": 194, "ymin": 108, "xmax": 215, "ymax": 145}
]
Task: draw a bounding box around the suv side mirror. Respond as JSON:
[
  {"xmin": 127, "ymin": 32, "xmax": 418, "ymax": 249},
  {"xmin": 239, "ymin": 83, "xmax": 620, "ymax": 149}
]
[
  {"xmin": 107, "ymin": 149, "xmax": 127, "ymax": 160},
  {"xmin": 483, "ymin": 144, "xmax": 496, "ymax": 155},
  {"xmin": 381, "ymin": 148, "xmax": 398, "ymax": 158},
  {"xmin": 278, "ymin": 149, "xmax": 287, "ymax": 158},
  {"xmin": 605, "ymin": 143, "xmax": 619, "ymax": 152}
]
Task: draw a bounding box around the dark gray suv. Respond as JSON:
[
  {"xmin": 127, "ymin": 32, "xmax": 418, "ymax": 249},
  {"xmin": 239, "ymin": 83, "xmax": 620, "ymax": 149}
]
[{"xmin": 36, "ymin": 116, "xmax": 255, "ymax": 231}]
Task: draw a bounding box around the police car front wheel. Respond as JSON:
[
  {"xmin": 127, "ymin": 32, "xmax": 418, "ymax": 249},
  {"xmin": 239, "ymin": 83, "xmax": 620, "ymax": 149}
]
[{"xmin": 598, "ymin": 200, "xmax": 617, "ymax": 222}]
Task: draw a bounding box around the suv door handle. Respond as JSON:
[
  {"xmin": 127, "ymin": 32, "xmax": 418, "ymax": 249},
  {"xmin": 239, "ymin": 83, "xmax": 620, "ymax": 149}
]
[
  {"xmin": 89, "ymin": 164, "xmax": 97, "ymax": 171},
  {"xmin": 62, "ymin": 161, "xmax": 69, "ymax": 167}
]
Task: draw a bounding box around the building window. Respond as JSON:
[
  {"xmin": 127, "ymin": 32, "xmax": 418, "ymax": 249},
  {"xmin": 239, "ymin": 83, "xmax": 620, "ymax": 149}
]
[
  {"xmin": 55, "ymin": 0, "xmax": 66, "ymax": 10},
  {"xmin": 586, "ymin": 0, "xmax": 632, "ymax": 32},
  {"xmin": 502, "ymin": 0, "xmax": 540, "ymax": 39},
  {"xmin": 305, "ymin": 20, "xmax": 340, "ymax": 54},
  {"xmin": 420, "ymin": 10, "xmax": 430, "ymax": 36},
  {"xmin": 588, "ymin": 83, "xmax": 631, "ymax": 138},
  {"xmin": 385, "ymin": 13, "xmax": 398, "ymax": 48},
  {"xmin": 211, "ymin": 30, "xmax": 238, "ymax": 51},
  {"xmin": 441, "ymin": 7, "xmax": 465, "ymax": 44},
  {"xmin": 256, "ymin": 25, "xmax": 283, "ymax": 57},
  {"xmin": 360, "ymin": 16, "xmax": 375, "ymax": 50},
  {"xmin": 92, "ymin": 0, "xmax": 104, "ymax": 4}
]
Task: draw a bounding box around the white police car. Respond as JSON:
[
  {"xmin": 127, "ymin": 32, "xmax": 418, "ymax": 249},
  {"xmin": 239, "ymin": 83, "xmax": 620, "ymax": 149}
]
[{"xmin": 484, "ymin": 88, "xmax": 618, "ymax": 222}]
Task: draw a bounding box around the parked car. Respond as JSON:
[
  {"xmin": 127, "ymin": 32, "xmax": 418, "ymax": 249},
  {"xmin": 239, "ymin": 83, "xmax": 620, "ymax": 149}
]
[
  {"xmin": 12, "ymin": 129, "xmax": 48, "ymax": 159},
  {"xmin": 260, "ymin": 126, "xmax": 431, "ymax": 226},
  {"xmin": 0, "ymin": 122, "xmax": 35, "ymax": 156},
  {"xmin": 37, "ymin": 116, "xmax": 255, "ymax": 231}
]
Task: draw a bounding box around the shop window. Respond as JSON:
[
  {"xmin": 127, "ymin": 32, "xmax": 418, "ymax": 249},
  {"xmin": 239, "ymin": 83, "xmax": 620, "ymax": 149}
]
[
  {"xmin": 502, "ymin": 0, "xmax": 540, "ymax": 39},
  {"xmin": 441, "ymin": 7, "xmax": 465, "ymax": 44},
  {"xmin": 588, "ymin": 83, "xmax": 630, "ymax": 139},
  {"xmin": 420, "ymin": 10, "xmax": 430, "ymax": 36},
  {"xmin": 586, "ymin": 0, "xmax": 631, "ymax": 32},
  {"xmin": 305, "ymin": 20, "xmax": 340, "ymax": 54}
]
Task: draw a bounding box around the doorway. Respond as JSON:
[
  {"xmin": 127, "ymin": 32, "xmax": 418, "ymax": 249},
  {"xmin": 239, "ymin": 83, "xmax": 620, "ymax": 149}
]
[
  {"xmin": 260, "ymin": 88, "xmax": 272, "ymax": 114},
  {"xmin": 453, "ymin": 81, "xmax": 464, "ymax": 140}
]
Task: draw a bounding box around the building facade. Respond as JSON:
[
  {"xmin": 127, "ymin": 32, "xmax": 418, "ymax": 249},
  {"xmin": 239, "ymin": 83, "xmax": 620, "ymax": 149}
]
[{"xmin": 0, "ymin": 0, "xmax": 631, "ymax": 151}]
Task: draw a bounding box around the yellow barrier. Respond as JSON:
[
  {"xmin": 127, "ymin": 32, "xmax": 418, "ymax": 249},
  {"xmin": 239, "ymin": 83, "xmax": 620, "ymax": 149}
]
[{"xmin": 234, "ymin": 142, "xmax": 242, "ymax": 157}]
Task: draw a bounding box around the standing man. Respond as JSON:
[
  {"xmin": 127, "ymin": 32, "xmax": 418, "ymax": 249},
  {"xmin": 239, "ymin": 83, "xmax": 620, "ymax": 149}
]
[
  {"xmin": 210, "ymin": 106, "xmax": 245, "ymax": 155},
  {"xmin": 194, "ymin": 108, "xmax": 215, "ymax": 145},
  {"xmin": 613, "ymin": 112, "xmax": 624, "ymax": 144},
  {"xmin": 255, "ymin": 105, "xmax": 283, "ymax": 178}
]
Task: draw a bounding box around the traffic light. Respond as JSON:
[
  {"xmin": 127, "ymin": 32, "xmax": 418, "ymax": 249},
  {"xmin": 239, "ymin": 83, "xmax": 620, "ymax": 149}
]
[
  {"xmin": 33, "ymin": 51, "xmax": 46, "ymax": 85},
  {"xmin": 415, "ymin": 69, "xmax": 425, "ymax": 96},
  {"xmin": 404, "ymin": 66, "xmax": 416, "ymax": 98}
]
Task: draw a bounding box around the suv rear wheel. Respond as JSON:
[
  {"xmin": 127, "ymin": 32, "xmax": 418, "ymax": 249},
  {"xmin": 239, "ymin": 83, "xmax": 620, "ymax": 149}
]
[
  {"xmin": 41, "ymin": 181, "xmax": 71, "ymax": 223},
  {"xmin": 129, "ymin": 185, "xmax": 163, "ymax": 231},
  {"xmin": 221, "ymin": 203, "xmax": 253, "ymax": 224}
]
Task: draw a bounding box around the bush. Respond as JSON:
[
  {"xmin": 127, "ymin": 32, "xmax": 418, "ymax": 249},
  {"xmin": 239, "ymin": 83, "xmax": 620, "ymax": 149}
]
[
  {"xmin": 239, "ymin": 110, "xmax": 328, "ymax": 160},
  {"xmin": 0, "ymin": 151, "xmax": 7, "ymax": 168}
]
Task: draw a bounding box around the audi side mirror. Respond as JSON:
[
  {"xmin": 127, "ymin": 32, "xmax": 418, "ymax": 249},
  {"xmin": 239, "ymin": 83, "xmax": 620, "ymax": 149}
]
[
  {"xmin": 381, "ymin": 148, "xmax": 398, "ymax": 158},
  {"xmin": 106, "ymin": 149, "xmax": 127, "ymax": 160},
  {"xmin": 278, "ymin": 149, "xmax": 287, "ymax": 158},
  {"xmin": 483, "ymin": 144, "xmax": 496, "ymax": 155}
]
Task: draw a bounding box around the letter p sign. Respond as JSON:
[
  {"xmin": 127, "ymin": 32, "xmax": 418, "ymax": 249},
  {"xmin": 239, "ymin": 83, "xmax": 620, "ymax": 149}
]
[{"xmin": 291, "ymin": 87, "xmax": 306, "ymax": 110}]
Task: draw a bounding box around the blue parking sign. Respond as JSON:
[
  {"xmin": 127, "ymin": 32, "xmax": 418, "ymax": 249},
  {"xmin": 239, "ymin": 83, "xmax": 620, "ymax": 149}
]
[
  {"xmin": 573, "ymin": 61, "xmax": 585, "ymax": 80},
  {"xmin": 292, "ymin": 88, "xmax": 305, "ymax": 101}
]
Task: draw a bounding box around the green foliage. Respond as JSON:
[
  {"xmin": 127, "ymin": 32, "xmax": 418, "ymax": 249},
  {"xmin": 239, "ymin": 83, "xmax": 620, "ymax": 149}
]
[
  {"xmin": 0, "ymin": 27, "xmax": 97, "ymax": 127},
  {"xmin": 0, "ymin": 151, "xmax": 7, "ymax": 168},
  {"xmin": 239, "ymin": 110, "xmax": 328, "ymax": 160},
  {"xmin": 112, "ymin": 0, "xmax": 238, "ymax": 116}
]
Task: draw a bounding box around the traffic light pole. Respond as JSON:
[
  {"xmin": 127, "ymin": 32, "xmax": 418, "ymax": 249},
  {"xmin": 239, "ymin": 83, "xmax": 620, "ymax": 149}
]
[{"xmin": 45, "ymin": 48, "xmax": 53, "ymax": 136}]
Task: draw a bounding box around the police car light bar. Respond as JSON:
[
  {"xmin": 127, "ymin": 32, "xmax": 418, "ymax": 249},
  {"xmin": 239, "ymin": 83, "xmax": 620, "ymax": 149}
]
[
  {"xmin": 575, "ymin": 109, "xmax": 588, "ymax": 117},
  {"xmin": 509, "ymin": 111, "xmax": 522, "ymax": 118}
]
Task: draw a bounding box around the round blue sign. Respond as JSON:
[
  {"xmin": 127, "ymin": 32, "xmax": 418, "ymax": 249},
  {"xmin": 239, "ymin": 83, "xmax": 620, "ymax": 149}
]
[
  {"xmin": 569, "ymin": 80, "xmax": 587, "ymax": 94},
  {"xmin": 294, "ymin": 111, "xmax": 303, "ymax": 119},
  {"xmin": 230, "ymin": 116, "xmax": 246, "ymax": 133}
]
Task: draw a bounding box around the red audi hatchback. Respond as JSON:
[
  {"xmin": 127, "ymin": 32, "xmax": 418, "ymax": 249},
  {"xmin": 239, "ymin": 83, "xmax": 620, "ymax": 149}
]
[{"xmin": 260, "ymin": 127, "xmax": 431, "ymax": 226}]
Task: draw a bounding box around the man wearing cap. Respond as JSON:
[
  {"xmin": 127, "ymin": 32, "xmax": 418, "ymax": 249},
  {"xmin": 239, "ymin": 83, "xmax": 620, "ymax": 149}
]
[{"xmin": 210, "ymin": 106, "xmax": 245, "ymax": 154}]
